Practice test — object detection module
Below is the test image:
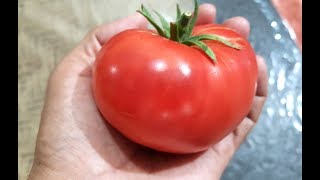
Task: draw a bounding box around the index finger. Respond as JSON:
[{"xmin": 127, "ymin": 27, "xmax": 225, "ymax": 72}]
[
  {"xmin": 92, "ymin": 13, "xmax": 149, "ymax": 45},
  {"xmin": 195, "ymin": 3, "xmax": 216, "ymax": 25}
]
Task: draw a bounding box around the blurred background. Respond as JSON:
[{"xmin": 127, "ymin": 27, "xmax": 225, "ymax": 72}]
[{"xmin": 18, "ymin": 0, "xmax": 302, "ymax": 179}]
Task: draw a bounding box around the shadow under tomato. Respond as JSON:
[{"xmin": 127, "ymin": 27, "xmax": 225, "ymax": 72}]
[{"xmin": 103, "ymin": 116, "xmax": 204, "ymax": 173}]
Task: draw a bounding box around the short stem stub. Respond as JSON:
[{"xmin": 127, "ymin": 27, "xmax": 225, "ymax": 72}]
[
  {"xmin": 180, "ymin": 12, "xmax": 192, "ymax": 27},
  {"xmin": 170, "ymin": 22, "xmax": 178, "ymax": 41}
]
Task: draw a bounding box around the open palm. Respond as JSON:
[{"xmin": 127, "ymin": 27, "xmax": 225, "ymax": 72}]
[{"xmin": 29, "ymin": 4, "xmax": 268, "ymax": 180}]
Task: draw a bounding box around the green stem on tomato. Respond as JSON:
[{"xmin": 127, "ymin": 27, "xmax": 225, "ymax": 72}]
[
  {"xmin": 170, "ymin": 22, "xmax": 178, "ymax": 41},
  {"xmin": 137, "ymin": 0, "xmax": 241, "ymax": 62}
]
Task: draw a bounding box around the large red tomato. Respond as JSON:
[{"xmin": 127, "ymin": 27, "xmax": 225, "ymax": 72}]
[{"xmin": 92, "ymin": 2, "xmax": 258, "ymax": 154}]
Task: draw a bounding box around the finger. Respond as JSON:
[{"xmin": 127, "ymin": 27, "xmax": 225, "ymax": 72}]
[
  {"xmin": 77, "ymin": 12, "xmax": 148, "ymax": 50},
  {"xmin": 223, "ymin": 16, "xmax": 250, "ymax": 38},
  {"xmin": 255, "ymin": 55, "xmax": 268, "ymax": 97},
  {"xmin": 92, "ymin": 12, "xmax": 149, "ymax": 45},
  {"xmin": 232, "ymin": 55, "xmax": 268, "ymax": 147},
  {"xmin": 232, "ymin": 117, "xmax": 255, "ymax": 149},
  {"xmin": 56, "ymin": 13, "xmax": 149, "ymax": 73},
  {"xmin": 48, "ymin": 13, "xmax": 150, "ymax": 101},
  {"xmin": 196, "ymin": 3, "xmax": 216, "ymax": 25},
  {"xmin": 247, "ymin": 55, "xmax": 268, "ymax": 122}
]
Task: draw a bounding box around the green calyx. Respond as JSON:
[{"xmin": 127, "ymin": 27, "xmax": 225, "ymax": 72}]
[{"xmin": 137, "ymin": 0, "xmax": 241, "ymax": 63}]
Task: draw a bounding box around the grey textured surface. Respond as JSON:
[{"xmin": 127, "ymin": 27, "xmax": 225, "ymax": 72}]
[{"xmin": 199, "ymin": 0, "xmax": 302, "ymax": 179}]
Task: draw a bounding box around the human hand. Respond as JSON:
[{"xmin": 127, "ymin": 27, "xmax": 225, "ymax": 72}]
[{"xmin": 28, "ymin": 3, "xmax": 268, "ymax": 180}]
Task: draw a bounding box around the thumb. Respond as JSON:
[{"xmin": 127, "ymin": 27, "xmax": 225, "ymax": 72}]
[
  {"xmin": 41, "ymin": 12, "xmax": 149, "ymax": 127},
  {"xmin": 232, "ymin": 55, "xmax": 268, "ymax": 148}
]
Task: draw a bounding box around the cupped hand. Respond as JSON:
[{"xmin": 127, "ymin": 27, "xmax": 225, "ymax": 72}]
[{"xmin": 29, "ymin": 3, "xmax": 268, "ymax": 180}]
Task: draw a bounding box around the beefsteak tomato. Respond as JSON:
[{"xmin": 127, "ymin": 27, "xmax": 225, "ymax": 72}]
[{"xmin": 92, "ymin": 0, "xmax": 258, "ymax": 153}]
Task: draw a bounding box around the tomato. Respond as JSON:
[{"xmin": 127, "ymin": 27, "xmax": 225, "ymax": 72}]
[{"xmin": 92, "ymin": 1, "xmax": 258, "ymax": 154}]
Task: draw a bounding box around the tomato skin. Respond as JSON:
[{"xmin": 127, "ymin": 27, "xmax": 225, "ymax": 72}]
[{"xmin": 92, "ymin": 24, "xmax": 258, "ymax": 154}]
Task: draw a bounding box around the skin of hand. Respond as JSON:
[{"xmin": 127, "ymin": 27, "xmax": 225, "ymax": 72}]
[{"xmin": 28, "ymin": 4, "xmax": 268, "ymax": 180}]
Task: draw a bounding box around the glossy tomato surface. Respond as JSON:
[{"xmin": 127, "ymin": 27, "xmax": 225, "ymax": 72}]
[{"xmin": 92, "ymin": 24, "xmax": 258, "ymax": 153}]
